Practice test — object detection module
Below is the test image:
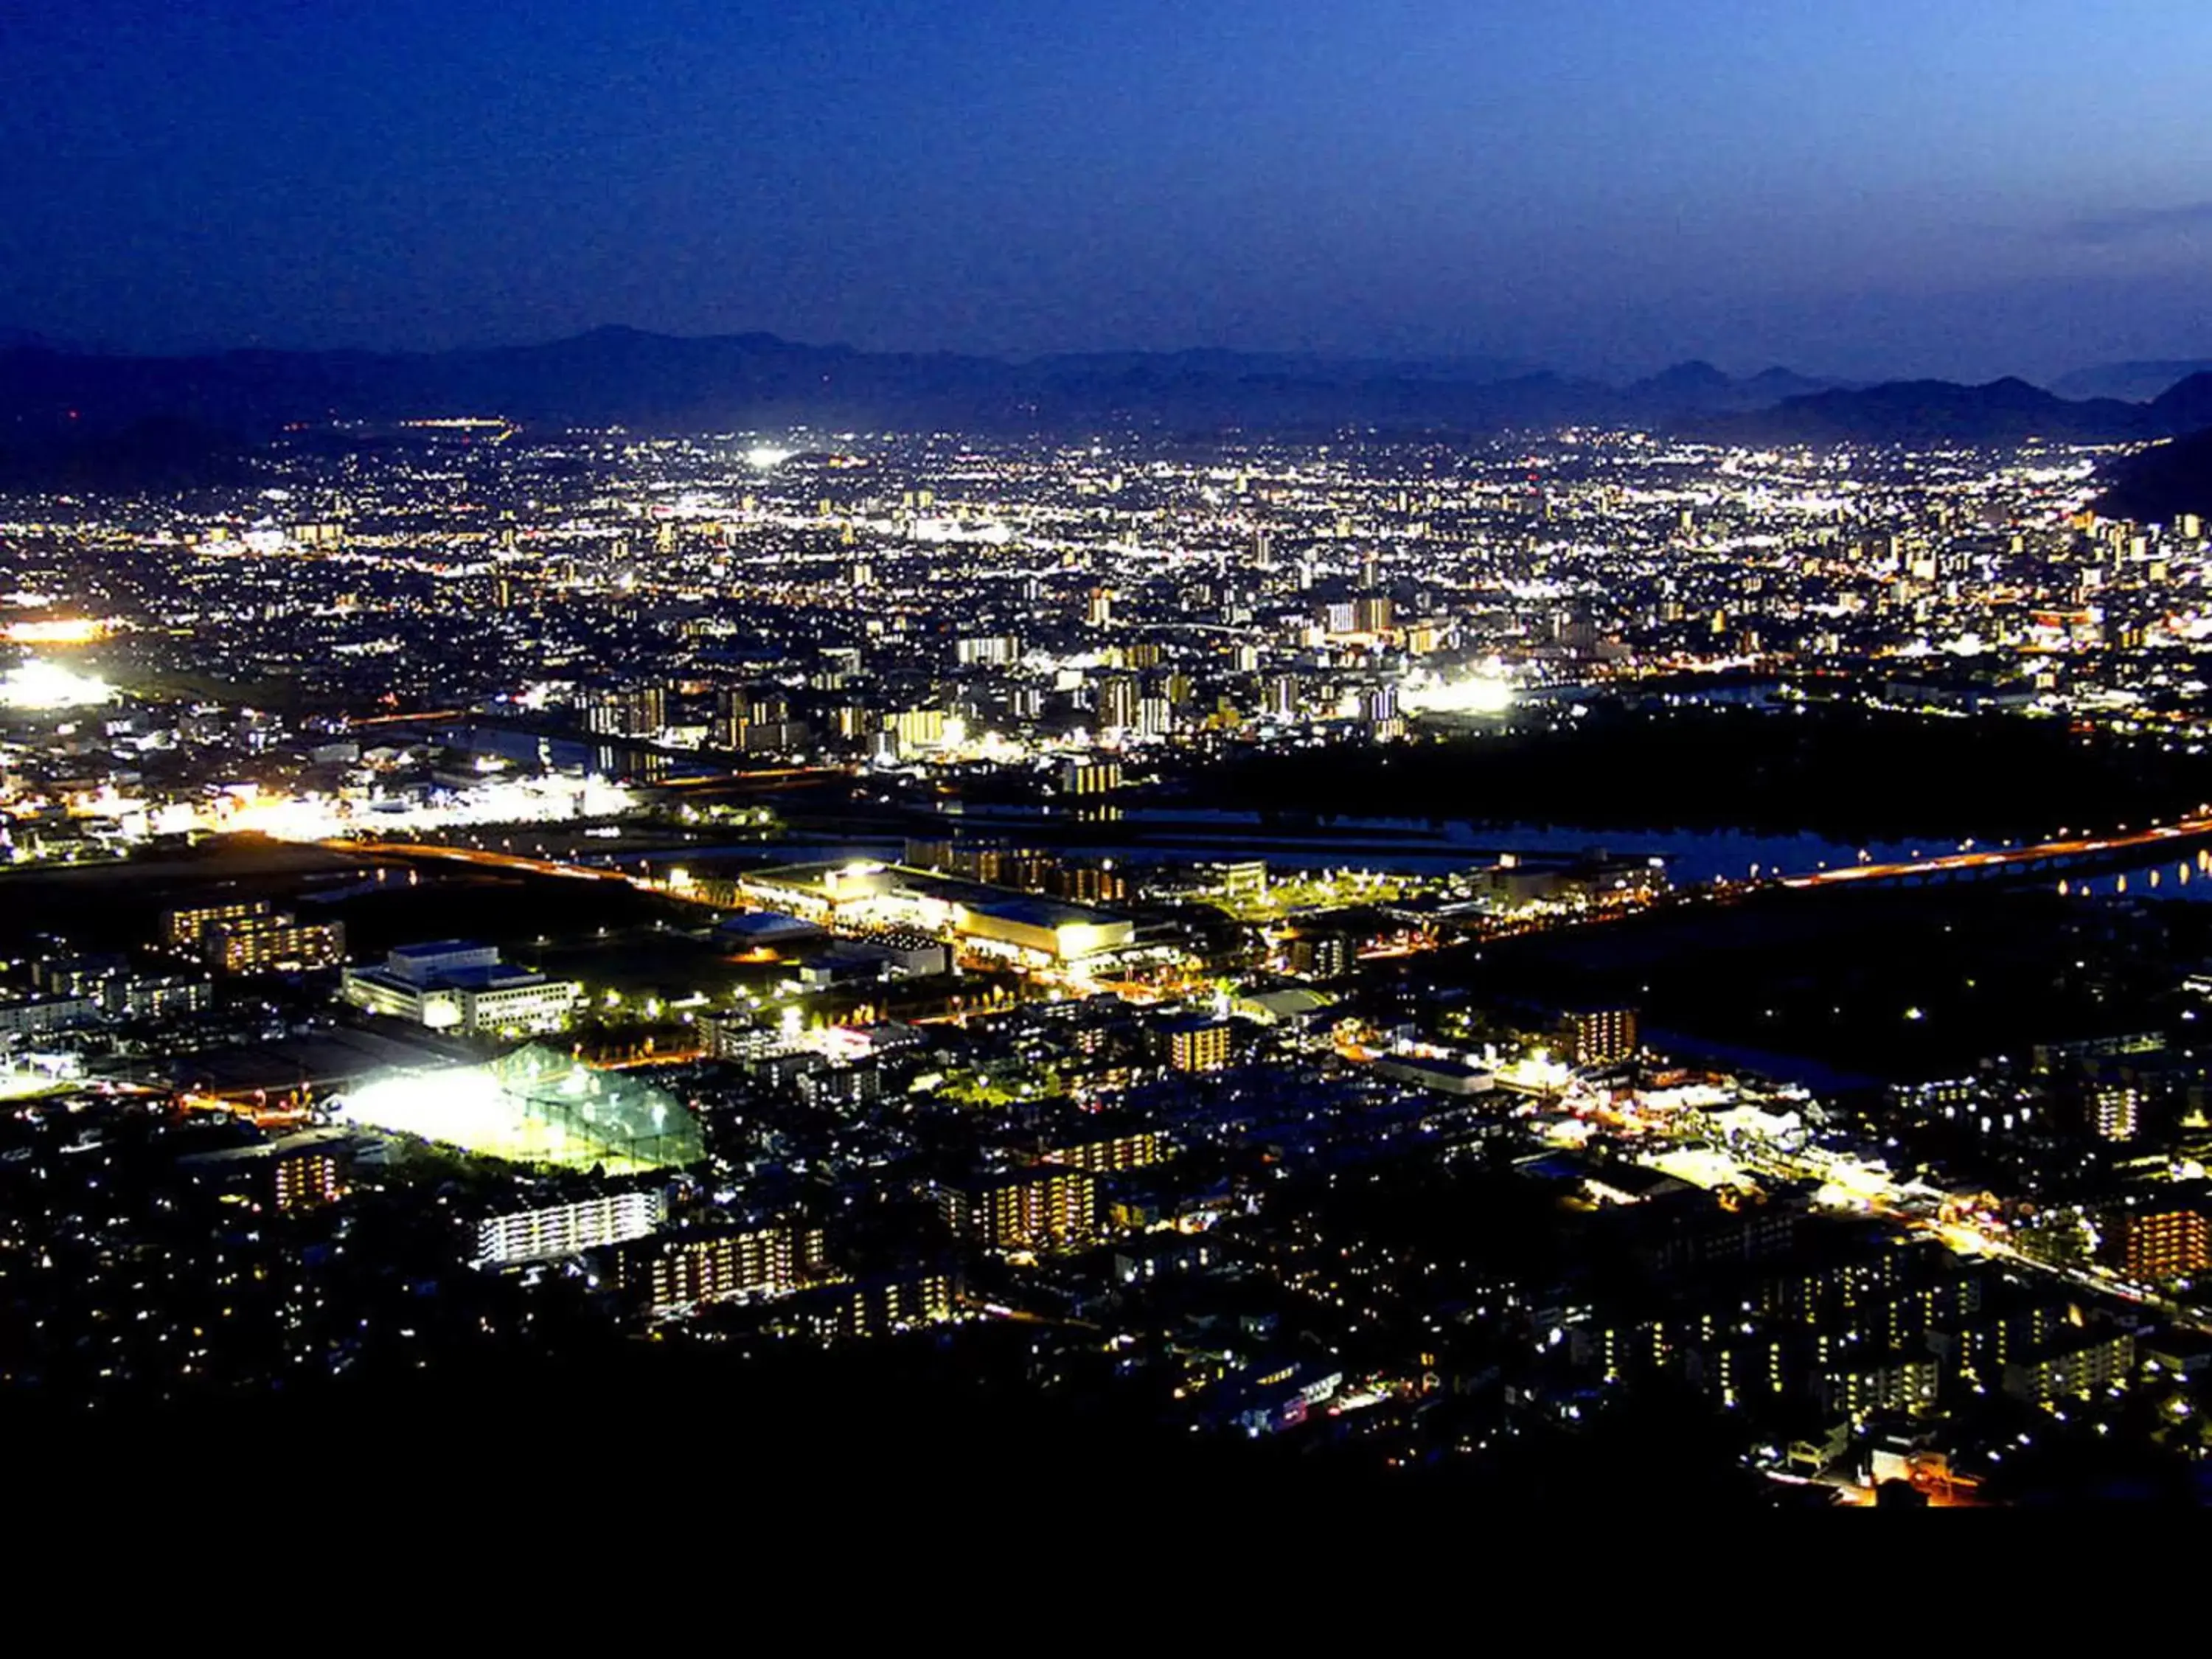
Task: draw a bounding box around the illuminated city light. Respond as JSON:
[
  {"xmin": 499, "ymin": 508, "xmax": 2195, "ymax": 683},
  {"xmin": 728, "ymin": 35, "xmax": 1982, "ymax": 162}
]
[
  {"xmin": 1399, "ymin": 672, "xmax": 1514, "ymax": 716},
  {"xmin": 332, "ymin": 1046, "xmax": 700, "ymax": 1172},
  {"xmin": 209, "ymin": 773, "xmax": 639, "ymax": 842},
  {"xmin": 0, "ymin": 658, "xmax": 113, "ymax": 710},
  {"xmin": 0, "ymin": 328, "xmax": 2205, "ymax": 1475},
  {"xmin": 3, "ymin": 618, "xmax": 112, "ymax": 645}
]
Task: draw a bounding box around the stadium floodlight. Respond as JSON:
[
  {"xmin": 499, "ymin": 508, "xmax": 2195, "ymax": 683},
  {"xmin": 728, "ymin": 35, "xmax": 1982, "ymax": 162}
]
[{"xmin": 0, "ymin": 659, "xmax": 111, "ymax": 710}]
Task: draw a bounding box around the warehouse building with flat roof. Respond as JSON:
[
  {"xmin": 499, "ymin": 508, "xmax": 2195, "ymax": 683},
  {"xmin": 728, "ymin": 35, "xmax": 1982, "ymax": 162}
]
[{"xmin": 732, "ymin": 862, "xmax": 1133, "ymax": 965}]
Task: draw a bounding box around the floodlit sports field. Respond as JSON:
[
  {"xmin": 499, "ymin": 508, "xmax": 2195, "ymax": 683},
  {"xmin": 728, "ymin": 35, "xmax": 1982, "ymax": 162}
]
[{"xmin": 333, "ymin": 1044, "xmax": 701, "ymax": 1172}]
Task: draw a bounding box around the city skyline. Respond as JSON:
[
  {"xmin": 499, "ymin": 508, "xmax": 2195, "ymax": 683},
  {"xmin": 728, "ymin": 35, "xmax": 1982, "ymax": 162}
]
[{"xmin": 15, "ymin": 0, "xmax": 2212, "ymax": 1512}]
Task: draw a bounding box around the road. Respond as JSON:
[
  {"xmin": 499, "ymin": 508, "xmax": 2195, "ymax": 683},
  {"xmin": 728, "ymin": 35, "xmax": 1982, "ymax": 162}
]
[{"xmin": 327, "ymin": 838, "xmax": 644, "ymax": 886}]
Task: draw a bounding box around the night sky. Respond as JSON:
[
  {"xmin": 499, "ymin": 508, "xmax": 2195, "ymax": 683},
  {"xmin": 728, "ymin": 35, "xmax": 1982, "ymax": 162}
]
[{"xmin": 4, "ymin": 0, "xmax": 2211, "ymax": 379}]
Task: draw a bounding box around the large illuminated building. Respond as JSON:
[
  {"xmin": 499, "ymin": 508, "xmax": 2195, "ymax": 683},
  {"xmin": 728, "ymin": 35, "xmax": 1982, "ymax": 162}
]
[
  {"xmin": 940, "ymin": 1167, "xmax": 1097, "ymax": 1253},
  {"xmin": 476, "ymin": 1188, "xmax": 668, "ymax": 1267},
  {"xmin": 2114, "ymin": 1206, "xmax": 2210, "ymax": 1283},
  {"xmin": 342, "ymin": 939, "xmax": 581, "ymax": 1035},
  {"xmin": 1164, "ymin": 1017, "xmax": 1233, "ymax": 1074},
  {"xmin": 333, "ymin": 1043, "xmax": 703, "ymax": 1173},
  {"xmin": 1559, "ymin": 1006, "xmax": 1639, "ymax": 1068},
  {"xmin": 177, "ymin": 1128, "xmax": 351, "ymax": 1212},
  {"xmin": 952, "ymin": 894, "xmax": 1132, "ymax": 964},
  {"xmin": 582, "ymin": 683, "xmax": 667, "ymax": 739},
  {"xmin": 735, "ymin": 861, "xmax": 1134, "ymax": 965},
  {"xmin": 202, "ymin": 911, "xmax": 347, "ymax": 975},
  {"xmin": 1040, "ymin": 1127, "xmax": 1164, "ymax": 1174},
  {"xmin": 790, "ymin": 1270, "xmax": 956, "ymax": 1340},
  {"xmin": 164, "ymin": 899, "xmax": 273, "ymax": 951},
  {"xmin": 622, "ymin": 1220, "xmax": 827, "ymax": 1312},
  {"xmin": 164, "ymin": 898, "xmax": 345, "ymax": 975}
]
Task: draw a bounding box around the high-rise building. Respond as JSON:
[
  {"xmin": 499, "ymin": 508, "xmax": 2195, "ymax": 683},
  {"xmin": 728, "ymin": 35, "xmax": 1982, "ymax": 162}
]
[
  {"xmin": 940, "ymin": 1168, "xmax": 1097, "ymax": 1253},
  {"xmin": 791, "ymin": 1270, "xmax": 957, "ymax": 1340},
  {"xmin": 1096, "ymin": 675, "xmax": 1138, "ymax": 732},
  {"xmin": 1559, "ymin": 1006, "xmax": 1638, "ymax": 1068},
  {"xmin": 714, "ymin": 684, "xmax": 811, "ymax": 753},
  {"xmin": 2115, "ymin": 1207, "xmax": 2208, "ymax": 1282},
  {"xmin": 584, "ymin": 684, "xmax": 666, "ymax": 738},
  {"xmin": 1060, "ymin": 759, "xmax": 1122, "ymax": 796},
  {"xmin": 1212, "ymin": 860, "xmax": 1267, "ymax": 902},
  {"xmin": 271, "ymin": 1143, "xmax": 344, "ymax": 1212},
  {"xmin": 1165, "ymin": 1017, "xmax": 1233, "ymax": 1074},
  {"xmin": 956, "ymin": 634, "xmax": 1020, "ymax": 667},
  {"xmin": 2000, "ymin": 1332, "xmax": 2136, "ymax": 1406},
  {"xmin": 1086, "ymin": 586, "xmax": 1115, "ymax": 627},
  {"xmin": 884, "ymin": 707, "xmax": 946, "ymax": 752},
  {"xmin": 177, "ymin": 1130, "xmax": 350, "ymax": 1212},
  {"xmin": 1286, "ymin": 932, "xmax": 1352, "ymax": 980},
  {"xmin": 2093, "ymin": 1084, "xmax": 2142, "ymax": 1143}
]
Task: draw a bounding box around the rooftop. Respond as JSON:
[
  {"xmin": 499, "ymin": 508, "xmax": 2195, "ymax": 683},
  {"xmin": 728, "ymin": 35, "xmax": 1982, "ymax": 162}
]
[{"xmin": 389, "ymin": 939, "xmax": 491, "ymax": 960}]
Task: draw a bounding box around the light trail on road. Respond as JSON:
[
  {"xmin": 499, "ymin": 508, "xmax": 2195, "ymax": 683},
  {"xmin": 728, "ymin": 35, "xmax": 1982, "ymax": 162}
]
[{"xmin": 1778, "ymin": 815, "xmax": 2212, "ymax": 889}]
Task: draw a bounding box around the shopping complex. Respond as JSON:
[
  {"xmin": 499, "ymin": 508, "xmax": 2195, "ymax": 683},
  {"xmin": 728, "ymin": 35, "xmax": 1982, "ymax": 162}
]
[{"xmin": 733, "ymin": 860, "xmax": 1136, "ymax": 967}]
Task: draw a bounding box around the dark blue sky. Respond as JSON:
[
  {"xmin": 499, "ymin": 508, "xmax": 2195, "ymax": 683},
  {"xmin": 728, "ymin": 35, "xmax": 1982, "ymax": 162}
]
[{"xmin": 4, "ymin": 0, "xmax": 2210, "ymax": 379}]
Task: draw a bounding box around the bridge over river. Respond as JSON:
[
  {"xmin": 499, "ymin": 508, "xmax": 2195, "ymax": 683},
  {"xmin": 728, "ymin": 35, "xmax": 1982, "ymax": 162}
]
[{"xmin": 1774, "ymin": 813, "xmax": 2212, "ymax": 893}]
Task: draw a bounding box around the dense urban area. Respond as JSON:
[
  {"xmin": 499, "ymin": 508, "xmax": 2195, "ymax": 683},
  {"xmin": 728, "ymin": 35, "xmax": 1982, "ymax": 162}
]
[{"xmin": 12, "ymin": 415, "xmax": 2212, "ymax": 1505}]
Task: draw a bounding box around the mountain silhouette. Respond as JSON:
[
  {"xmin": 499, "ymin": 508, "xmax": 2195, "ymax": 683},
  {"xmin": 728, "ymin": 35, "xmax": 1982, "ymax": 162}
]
[
  {"xmin": 0, "ymin": 330, "xmax": 1840, "ymax": 439},
  {"xmin": 1716, "ymin": 375, "xmax": 2171, "ymax": 446},
  {"xmin": 2096, "ymin": 425, "xmax": 2212, "ymax": 523},
  {"xmin": 2051, "ymin": 358, "xmax": 2212, "ymax": 403},
  {"xmin": 5, "ymin": 328, "xmax": 2195, "ymax": 445}
]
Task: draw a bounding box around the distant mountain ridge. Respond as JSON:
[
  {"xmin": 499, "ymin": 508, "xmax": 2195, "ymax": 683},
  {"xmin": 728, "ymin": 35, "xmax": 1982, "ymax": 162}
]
[
  {"xmin": 2052, "ymin": 359, "xmax": 2212, "ymax": 403},
  {"xmin": 0, "ymin": 325, "xmax": 2208, "ymax": 445},
  {"xmin": 0, "ymin": 327, "xmax": 1844, "ymax": 439},
  {"xmin": 1710, "ymin": 374, "xmax": 2212, "ymax": 447}
]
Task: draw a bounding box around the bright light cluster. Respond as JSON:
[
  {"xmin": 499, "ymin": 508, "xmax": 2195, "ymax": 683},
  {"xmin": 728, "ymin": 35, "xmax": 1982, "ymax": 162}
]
[
  {"xmin": 0, "ymin": 658, "xmax": 112, "ymax": 710},
  {"xmin": 1398, "ymin": 671, "xmax": 1514, "ymax": 716},
  {"xmin": 335, "ymin": 1067, "xmax": 522, "ymax": 1152},
  {"xmin": 219, "ymin": 773, "xmax": 638, "ymax": 842},
  {"xmin": 332, "ymin": 1047, "xmax": 698, "ymax": 1172},
  {"xmin": 4, "ymin": 618, "xmax": 112, "ymax": 645},
  {"xmin": 335, "ymin": 1066, "xmax": 630, "ymax": 1169}
]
